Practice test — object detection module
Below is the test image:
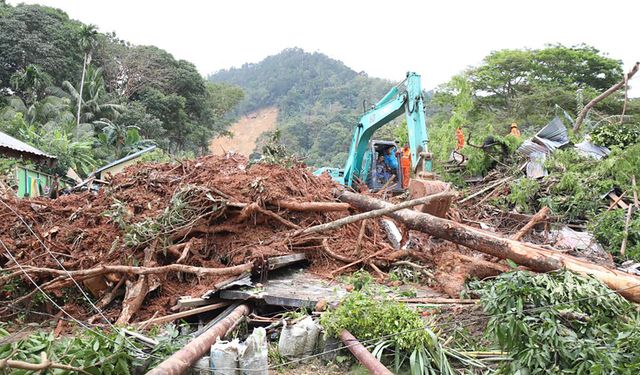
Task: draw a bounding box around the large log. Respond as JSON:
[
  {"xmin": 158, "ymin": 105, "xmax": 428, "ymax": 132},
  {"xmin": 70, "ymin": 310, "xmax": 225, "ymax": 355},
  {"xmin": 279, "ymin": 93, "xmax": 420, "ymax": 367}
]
[
  {"xmin": 338, "ymin": 191, "xmax": 640, "ymax": 303},
  {"xmin": 339, "ymin": 330, "xmax": 393, "ymax": 375},
  {"xmin": 146, "ymin": 304, "xmax": 249, "ymax": 375}
]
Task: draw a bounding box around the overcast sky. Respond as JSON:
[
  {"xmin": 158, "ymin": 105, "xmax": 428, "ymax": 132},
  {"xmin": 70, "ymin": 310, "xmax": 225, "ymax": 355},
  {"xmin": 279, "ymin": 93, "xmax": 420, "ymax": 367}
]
[{"xmin": 11, "ymin": 0, "xmax": 640, "ymax": 95}]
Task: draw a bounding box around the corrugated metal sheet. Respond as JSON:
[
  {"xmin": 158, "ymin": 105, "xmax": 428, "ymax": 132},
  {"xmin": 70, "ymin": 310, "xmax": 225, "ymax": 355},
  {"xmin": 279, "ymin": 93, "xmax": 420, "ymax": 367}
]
[
  {"xmin": 94, "ymin": 145, "xmax": 157, "ymax": 176},
  {"xmin": 575, "ymin": 140, "xmax": 610, "ymax": 160},
  {"xmin": 0, "ymin": 131, "xmax": 55, "ymax": 159},
  {"xmin": 533, "ymin": 117, "xmax": 569, "ymax": 151},
  {"xmin": 526, "ymin": 151, "xmax": 548, "ymax": 179},
  {"xmin": 517, "ymin": 140, "xmax": 548, "ymax": 157}
]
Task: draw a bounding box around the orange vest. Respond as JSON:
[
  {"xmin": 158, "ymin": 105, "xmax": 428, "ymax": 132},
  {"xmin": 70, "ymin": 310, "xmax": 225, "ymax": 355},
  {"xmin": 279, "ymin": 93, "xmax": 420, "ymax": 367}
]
[
  {"xmin": 456, "ymin": 127, "xmax": 465, "ymax": 150},
  {"xmin": 400, "ymin": 148, "xmax": 411, "ymax": 167}
]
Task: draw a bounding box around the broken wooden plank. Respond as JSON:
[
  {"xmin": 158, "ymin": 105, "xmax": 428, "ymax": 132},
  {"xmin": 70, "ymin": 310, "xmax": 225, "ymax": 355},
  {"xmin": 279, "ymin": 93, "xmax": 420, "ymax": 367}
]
[
  {"xmin": 137, "ymin": 301, "xmax": 230, "ymax": 328},
  {"xmin": 512, "ymin": 206, "xmax": 550, "ymax": 241},
  {"xmin": 609, "ymin": 191, "xmax": 629, "ymax": 209}
]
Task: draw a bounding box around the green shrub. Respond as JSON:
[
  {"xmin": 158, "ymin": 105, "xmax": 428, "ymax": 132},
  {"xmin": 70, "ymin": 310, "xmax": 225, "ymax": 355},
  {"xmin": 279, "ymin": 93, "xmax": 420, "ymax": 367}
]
[
  {"xmin": 591, "ymin": 122, "xmax": 640, "ymax": 149},
  {"xmin": 321, "ymin": 289, "xmax": 455, "ymax": 374},
  {"xmin": 508, "ymin": 178, "xmax": 540, "ymax": 213},
  {"xmin": 591, "ymin": 209, "xmax": 640, "ymax": 261},
  {"xmin": 474, "ymin": 270, "xmax": 640, "ymax": 374}
]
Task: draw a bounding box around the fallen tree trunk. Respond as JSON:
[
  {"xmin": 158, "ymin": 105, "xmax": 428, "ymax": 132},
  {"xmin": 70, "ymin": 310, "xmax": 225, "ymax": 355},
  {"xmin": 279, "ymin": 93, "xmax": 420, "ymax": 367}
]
[
  {"xmin": 573, "ymin": 62, "xmax": 639, "ymax": 133},
  {"xmin": 339, "ymin": 191, "xmax": 640, "ymax": 303},
  {"xmin": 272, "ymin": 200, "xmax": 351, "ymax": 212},
  {"xmin": 2, "ymin": 262, "xmax": 253, "ymax": 282},
  {"xmin": 293, "ymin": 190, "xmax": 456, "ymax": 237},
  {"xmin": 146, "ymin": 304, "xmax": 249, "ymax": 375}
]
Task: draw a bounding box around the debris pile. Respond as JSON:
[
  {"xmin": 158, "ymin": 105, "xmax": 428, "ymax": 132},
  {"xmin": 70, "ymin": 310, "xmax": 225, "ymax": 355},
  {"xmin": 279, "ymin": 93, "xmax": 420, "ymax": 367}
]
[{"xmin": 0, "ymin": 154, "xmax": 396, "ymax": 323}]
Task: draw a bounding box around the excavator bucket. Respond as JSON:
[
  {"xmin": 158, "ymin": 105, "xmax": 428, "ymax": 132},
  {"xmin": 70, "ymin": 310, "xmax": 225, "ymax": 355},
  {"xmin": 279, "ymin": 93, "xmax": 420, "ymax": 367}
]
[{"xmin": 408, "ymin": 178, "xmax": 453, "ymax": 218}]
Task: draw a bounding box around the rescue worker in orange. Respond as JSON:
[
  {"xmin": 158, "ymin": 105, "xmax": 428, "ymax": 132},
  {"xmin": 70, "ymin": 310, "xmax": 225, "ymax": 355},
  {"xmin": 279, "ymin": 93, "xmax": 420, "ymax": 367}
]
[
  {"xmin": 399, "ymin": 144, "xmax": 412, "ymax": 188},
  {"xmin": 455, "ymin": 127, "xmax": 465, "ymax": 150},
  {"xmin": 510, "ymin": 122, "xmax": 521, "ymax": 138}
]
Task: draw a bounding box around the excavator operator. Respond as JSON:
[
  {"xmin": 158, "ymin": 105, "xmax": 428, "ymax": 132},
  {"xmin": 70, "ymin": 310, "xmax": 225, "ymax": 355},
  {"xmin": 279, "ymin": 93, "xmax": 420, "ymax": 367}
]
[{"xmin": 399, "ymin": 144, "xmax": 412, "ymax": 188}]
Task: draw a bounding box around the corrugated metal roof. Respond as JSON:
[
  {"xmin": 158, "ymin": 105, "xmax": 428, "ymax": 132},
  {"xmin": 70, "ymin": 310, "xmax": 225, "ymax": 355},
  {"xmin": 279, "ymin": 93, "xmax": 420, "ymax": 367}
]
[
  {"xmin": 575, "ymin": 140, "xmax": 610, "ymax": 160},
  {"xmin": 517, "ymin": 139, "xmax": 548, "ymax": 157},
  {"xmin": 534, "ymin": 117, "xmax": 569, "ymax": 151},
  {"xmin": 94, "ymin": 145, "xmax": 157, "ymax": 175},
  {"xmin": 0, "ymin": 130, "xmax": 55, "ymax": 160}
]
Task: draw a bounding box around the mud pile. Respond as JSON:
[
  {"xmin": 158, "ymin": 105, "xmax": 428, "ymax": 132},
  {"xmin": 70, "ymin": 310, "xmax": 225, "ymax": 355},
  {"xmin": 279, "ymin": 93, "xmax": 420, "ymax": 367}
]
[{"xmin": 0, "ymin": 154, "xmax": 394, "ymax": 322}]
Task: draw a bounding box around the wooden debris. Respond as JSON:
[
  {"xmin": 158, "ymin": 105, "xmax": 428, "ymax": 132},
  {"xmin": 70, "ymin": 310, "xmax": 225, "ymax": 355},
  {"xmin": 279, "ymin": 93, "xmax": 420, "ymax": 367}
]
[
  {"xmin": 512, "ymin": 206, "xmax": 550, "ymax": 241},
  {"xmin": 330, "ymin": 249, "xmax": 387, "ymax": 276},
  {"xmin": 573, "ymin": 62, "xmax": 640, "ymax": 133},
  {"xmin": 608, "ymin": 191, "xmax": 628, "ymax": 210},
  {"xmin": 272, "ymin": 200, "xmax": 351, "ymax": 212},
  {"xmin": 339, "ymin": 190, "xmax": 640, "ymax": 303},
  {"xmin": 1, "ymin": 262, "xmax": 253, "ymax": 283},
  {"xmin": 609, "ymin": 191, "xmax": 629, "ymax": 209},
  {"xmin": 621, "ymin": 204, "xmax": 634, "ymax": 256},
  {"xmin": 293, "ymin": 190, "xmax": 456, "ymax": 237},
  {"xmin": 147, "ymin": 304, "xmax": 250, "ymax": 375},
  {"xmin": 633, "ymin": 175, "xmax": 639, "ymax": 208},
  {"xmin": 458, "ymin": 177, "xmax": 511, "ymax": 204},
  {"xmin": 137, "ymin": 301, "xmax": 230, "ymax": 327},
  {"xmin": 0, "ymin": 352, "xmax": 90, "ymax": 375}
]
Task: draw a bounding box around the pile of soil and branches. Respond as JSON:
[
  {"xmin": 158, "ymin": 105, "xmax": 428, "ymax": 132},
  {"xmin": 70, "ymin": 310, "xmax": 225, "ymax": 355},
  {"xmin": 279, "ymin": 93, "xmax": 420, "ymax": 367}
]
[{"xmin": 0, "ymin": 154, "xmax": 442, "ymax": 324}]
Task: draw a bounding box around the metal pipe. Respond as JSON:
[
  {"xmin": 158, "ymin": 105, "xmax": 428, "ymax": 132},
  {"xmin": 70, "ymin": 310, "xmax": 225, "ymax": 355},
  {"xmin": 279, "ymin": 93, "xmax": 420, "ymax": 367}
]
[
  {"xmin": 146, "ymin": 304, "xmax": 250, "ymax": 375},
  {"xmin": 339, "ymin": 329, "xmax": 393, "ymax": 375}
]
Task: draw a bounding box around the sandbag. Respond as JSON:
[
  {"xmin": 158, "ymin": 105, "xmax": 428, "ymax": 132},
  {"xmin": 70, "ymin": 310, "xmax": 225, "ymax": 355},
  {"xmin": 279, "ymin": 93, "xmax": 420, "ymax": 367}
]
[
  {"xmin": 278, "ymin": 319, "xmax": 308, "ymax": 359},
  {"xmin": 299, "ymin": 316, "xmax": 321, "ymax": 361},
  {"xmin": 239, "ymin": 327, "xmax": 268, "ymax": 375},
  {"xmin": 277, "ymin": 316, "xmax": 321, "ymax": 361},
  {"xmin": 210, "ymin": 339, "xmax": 241, "ymax": 375}
]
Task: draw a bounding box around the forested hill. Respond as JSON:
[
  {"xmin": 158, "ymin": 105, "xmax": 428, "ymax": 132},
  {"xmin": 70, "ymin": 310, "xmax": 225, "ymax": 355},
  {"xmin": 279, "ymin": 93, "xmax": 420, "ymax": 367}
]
[
  {"xmin": 0, "ymin": 2, "xmax": 244, "ymax": 178},
  {"xmin": 208, "ymin": 48, "xmax": 394, "ymax": 166}
]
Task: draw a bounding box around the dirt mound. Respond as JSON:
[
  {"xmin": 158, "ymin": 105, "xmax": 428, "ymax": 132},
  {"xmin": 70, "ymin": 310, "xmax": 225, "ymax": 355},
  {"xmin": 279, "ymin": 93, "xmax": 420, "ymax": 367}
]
[
  {"xmin": 0, "ymin": 154, "xmax": 393, "ymax": 323},
  {"xmin": 209, "ymin": 107, "xmax": 278, "ymax": 156}
]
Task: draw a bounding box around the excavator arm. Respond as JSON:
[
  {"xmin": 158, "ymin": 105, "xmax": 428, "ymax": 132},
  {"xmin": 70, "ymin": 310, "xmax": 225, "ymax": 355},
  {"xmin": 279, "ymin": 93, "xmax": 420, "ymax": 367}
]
[
  {"xmin": 342, "ymin": 72, "xmax": 430, "ymax": 186},
  {"xmin": 314, "ymin": 71, "xmax": 451, "ymax": 217}
]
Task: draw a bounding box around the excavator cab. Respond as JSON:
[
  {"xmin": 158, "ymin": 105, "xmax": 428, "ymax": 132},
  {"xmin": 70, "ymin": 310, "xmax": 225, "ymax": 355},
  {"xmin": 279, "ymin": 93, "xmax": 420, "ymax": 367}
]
[
  {"xmin": 314, "ymin": 72, "xmax": 453, "ymax": 217},
  {"xmin": 363, "ymin": 141, "xmax": 404, "ymax": 193}
]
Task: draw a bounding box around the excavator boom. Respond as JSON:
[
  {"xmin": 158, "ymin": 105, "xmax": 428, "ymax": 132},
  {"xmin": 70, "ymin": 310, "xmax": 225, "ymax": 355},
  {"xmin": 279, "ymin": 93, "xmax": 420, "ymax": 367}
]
[{"xmin": 315, "ymin": 72, "xmax": 452, "ymax": 217}]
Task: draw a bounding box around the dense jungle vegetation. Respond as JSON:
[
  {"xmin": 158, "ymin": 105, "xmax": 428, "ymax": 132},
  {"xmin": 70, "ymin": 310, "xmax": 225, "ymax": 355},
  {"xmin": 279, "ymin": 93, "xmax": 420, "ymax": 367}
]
[{"xmin": 0, "ymin": 1, "xmax": 244, "ymax": 176}]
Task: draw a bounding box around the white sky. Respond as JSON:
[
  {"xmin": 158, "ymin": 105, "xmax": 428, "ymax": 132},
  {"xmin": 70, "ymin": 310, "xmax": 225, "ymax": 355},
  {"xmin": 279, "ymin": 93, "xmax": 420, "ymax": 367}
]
[{"xmin": 10, "ymin": 0, "xmax": 640, "ymax": 96}]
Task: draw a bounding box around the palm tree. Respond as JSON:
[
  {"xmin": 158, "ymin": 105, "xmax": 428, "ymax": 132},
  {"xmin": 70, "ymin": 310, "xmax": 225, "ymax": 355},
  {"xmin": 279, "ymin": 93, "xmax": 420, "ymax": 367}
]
[
  {"xmin": 9, "ymin": 65, "xmax": 51, "ymax": 104},
  {"xmin": 96, "ymin": 119, "xmax": 154, "ymax": 159},
  {"xmin": 47, "ymin": 66, "xmax": 123, "ymax": 138},
  {"xmin": 76, "ymin": 24, "xmax": 99, "ymax": 137}
]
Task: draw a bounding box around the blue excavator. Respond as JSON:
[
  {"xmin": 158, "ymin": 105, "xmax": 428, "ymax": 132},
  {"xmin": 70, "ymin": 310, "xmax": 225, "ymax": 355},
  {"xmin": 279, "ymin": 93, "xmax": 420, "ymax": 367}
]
[{"xmin": 314, "ymin": 72, "xmax": 452, "ymax": 217}]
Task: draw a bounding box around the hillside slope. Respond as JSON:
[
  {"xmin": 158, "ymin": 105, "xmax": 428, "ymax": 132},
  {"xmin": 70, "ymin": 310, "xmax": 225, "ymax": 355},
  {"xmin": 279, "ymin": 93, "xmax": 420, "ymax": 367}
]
[
  {"xmin": 208, "ymin": 48, "xmax": 394, "ymax": 166},
  {"xmin": 209, "ymin": 107, "xmax": 278, "ymax": 156}
]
